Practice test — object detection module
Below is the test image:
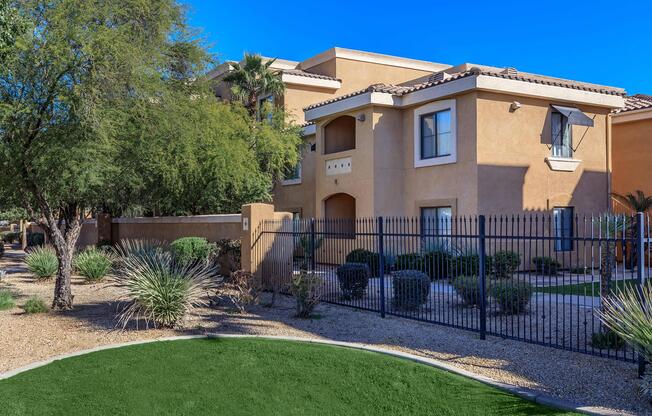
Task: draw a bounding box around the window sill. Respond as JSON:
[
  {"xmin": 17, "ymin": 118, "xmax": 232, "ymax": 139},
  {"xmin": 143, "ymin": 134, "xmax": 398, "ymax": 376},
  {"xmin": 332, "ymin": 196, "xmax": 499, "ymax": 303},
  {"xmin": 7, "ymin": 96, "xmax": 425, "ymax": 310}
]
[
  {"xmin": 414, "ymin": 155, "xmax": 456, "ymax": 168},
  {"xmin": 545, "ymin": 157, "xmax": 581, "ymax": 172},
  {"xmin": 281, "ymin": 179, "xmax": 302, "ymax": 186}
]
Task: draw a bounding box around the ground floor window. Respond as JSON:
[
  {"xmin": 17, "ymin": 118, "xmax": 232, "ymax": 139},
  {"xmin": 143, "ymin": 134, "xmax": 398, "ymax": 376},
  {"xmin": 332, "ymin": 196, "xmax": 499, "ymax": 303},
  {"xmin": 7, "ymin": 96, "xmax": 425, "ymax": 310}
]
[
  {"xmin": 420, "ymin": 207, "xmax": 452, "ymax": 250},
  {"xmin": 553, "ymin": 207, "xmax": 574, "ymax": 252}
]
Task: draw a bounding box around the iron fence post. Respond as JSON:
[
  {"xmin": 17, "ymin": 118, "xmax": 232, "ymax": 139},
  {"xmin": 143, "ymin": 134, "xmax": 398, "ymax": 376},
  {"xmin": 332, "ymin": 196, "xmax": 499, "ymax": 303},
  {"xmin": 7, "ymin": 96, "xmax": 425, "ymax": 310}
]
[
  {"xmin": 310, "ymin": 218, "xmax": 316, "ymax": 273},
  {"xmin": 637, "ymin": 212, "xmax": 647, "ymax": 378},
  {"xmin": 378, "ymin": 216, "xmax": 386, "ymax": 318},
  {"xmin": 478, "ymin": 215, "xmax": 487, "ymax": 340}
]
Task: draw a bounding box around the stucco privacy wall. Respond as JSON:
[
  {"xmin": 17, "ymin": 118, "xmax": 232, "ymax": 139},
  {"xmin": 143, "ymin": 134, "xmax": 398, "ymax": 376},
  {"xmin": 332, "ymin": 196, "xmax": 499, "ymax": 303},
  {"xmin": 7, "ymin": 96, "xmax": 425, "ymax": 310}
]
[
  {"xmin": 110, "ymin": 215, "xmax": 242, "ymax": 243},
  {"xmin": 612, "ymin": 118, "xmax": 652, "ymax": 213},
  {"xmin": 475, "ymin": 91, "xmax": 610, "ymax": 215}
]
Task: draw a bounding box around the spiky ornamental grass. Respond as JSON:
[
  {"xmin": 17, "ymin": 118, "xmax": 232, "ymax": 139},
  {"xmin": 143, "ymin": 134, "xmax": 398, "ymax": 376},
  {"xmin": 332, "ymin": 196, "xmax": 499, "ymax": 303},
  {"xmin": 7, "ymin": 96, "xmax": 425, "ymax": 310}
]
[
  {"xmin": 113, "ymin": 240, "xmax": 217, "ymax": 329},
  {"xmin": 597, "ymin": 284, "xmax": 652, "ymax": 362},
  {"xmin": 25, "ymin": 246, "xmax": 59, "ymax": 280},
  {"xmin": 74, "ymin": 247, "xmax": 114, "ymax": 282}
]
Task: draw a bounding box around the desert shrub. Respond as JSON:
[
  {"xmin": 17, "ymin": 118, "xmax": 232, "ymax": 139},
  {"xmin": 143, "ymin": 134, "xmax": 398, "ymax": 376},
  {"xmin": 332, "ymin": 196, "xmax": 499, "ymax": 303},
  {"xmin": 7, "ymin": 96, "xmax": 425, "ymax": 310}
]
[
  {"xmin": 345, "ymin": 249, "xmax": 380, "ymax": 277},
  {"xmin": 290, "ymin": 271, "xmax": 321, "ymax": 318},
  {"xmin": 336, "ymin": 263, "xmax": 370, "ymax": 300},
  {"xmin": 591, "ymin": 331, "xmax": 625, "ymax": 350},
  {"xmin": 395, "ymin": 251, "xmax": 452, "ymax": 280},
  {"xmin": 0, "ymin": 290, "xmax": 15, "ymax": 310},
  {"xmin": 25, "ymin": 246, "xmax": 58, "ymax": 280},
  {"xmin": 532, "ymin": 257, "xmax": 560, "ymax": 275},
  {"xmin": 491, "ymin": 251, "xmax": 521, "ymax": 278},
  {"xmin": 597, "ymin": 284, "xmax": 652, "ymax": 360},
  {"xmin": 392, "ymin": 270, "xmax": 430, "ymax": 310},
  {"xmin": 219, "ymin": 270, "xmax": 260, "ymax": 313},
  {"xmin": 22, "ymin": 296, "xmax": 48, "ymax": 314},
  {"xmin": 26, "ymin": 232, "xmax": 45, "ymax": 247},
  {"xmin": 452, "ymin": 276, "xmax": 483, "ymax": 306},
  {"xmin": 215, "ymin": 239, "xmax": 241, "ymax": 277},
  {"xmin": 2, "ymin": 231, "xmax": 20, "ymax": 244},
  {"xmin": 490, "ymin": 279, "xmax": 532, "ymax": 314},
  {"xmin": 113, "ymin": 245, "xmax": 216, "ymax": 328},
  {"xmin": 74, "ymin": 247, "xmax": 114, "ymax": 282},
  {"xmin": 170, "ymin": 237, "xmax": 217, "ymax": 266},
  {"xmin": 450, "ymin": 253, "xmax": 480, "ymax": 278}
]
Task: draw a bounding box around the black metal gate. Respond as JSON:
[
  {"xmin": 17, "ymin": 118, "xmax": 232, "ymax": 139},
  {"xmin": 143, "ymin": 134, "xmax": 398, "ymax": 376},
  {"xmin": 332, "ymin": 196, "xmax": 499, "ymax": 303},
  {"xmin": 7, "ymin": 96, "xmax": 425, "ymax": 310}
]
[{"xmin": 252, "ymin": 213, "xmax": 649, "ymax": 364}]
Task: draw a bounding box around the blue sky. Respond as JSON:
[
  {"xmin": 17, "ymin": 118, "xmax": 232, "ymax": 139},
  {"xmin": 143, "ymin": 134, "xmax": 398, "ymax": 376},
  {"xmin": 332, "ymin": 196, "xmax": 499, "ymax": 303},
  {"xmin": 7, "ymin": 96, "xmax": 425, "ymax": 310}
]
[{"xmin": 183, "ymin": 1, "xmax": 650, "ymax": 94}]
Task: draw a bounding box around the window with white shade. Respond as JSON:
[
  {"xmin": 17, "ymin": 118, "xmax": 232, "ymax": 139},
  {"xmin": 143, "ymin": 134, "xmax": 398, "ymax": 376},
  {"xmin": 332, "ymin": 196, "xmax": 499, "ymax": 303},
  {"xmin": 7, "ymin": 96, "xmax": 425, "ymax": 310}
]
[
  {"xmin": 414, "ymin": 99, "xmax": 457, "ymax": 168},
  {"xmin": 551, "ymin": 112, "xmax": 572, "ymax": 158}
]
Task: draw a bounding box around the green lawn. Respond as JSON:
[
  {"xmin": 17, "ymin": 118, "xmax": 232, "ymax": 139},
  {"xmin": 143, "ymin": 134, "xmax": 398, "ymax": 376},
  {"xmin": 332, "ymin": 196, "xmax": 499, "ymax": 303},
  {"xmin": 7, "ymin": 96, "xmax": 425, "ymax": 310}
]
[
  {"xmin": 537, "ymin": 278, "xmax": 645, "ymax": 296},
  {"xmin": 0, "ymin": 338, "xmax": 580, "ymax": 416}
]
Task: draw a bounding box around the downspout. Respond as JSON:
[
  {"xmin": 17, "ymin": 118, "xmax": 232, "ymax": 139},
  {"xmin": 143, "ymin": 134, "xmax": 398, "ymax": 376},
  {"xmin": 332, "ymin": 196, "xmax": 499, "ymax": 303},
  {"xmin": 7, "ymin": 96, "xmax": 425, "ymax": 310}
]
[{"xmin": 606, "ymin": 113, "xmax": 613, "ymax": 212}]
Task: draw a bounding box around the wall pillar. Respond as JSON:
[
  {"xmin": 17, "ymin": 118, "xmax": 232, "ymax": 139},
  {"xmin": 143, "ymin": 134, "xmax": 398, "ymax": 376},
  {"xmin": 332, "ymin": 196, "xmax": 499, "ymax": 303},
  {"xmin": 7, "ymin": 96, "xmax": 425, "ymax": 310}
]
[
  {"xmin": 97, "ymin": 213, "xmax": 112, "ymax": 245},
  {"xmin": 240, "ymin": 203, "xmax": 275, "ymax": 275}
]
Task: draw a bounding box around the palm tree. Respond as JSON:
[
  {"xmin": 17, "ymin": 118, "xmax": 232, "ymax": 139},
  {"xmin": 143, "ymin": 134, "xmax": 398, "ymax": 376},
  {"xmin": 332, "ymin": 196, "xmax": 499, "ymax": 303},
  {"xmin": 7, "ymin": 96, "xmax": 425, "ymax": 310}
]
[
  {"xmin": 612, "ymin": 190, "xmax": 652, "ymax": 213},
  {"xmin": 612, "ymin": 190, "xmax": 652, "ymax": 269},
  {"xmin": 223, "ymin": 53, "xmax": 285, "ymax": 117}
]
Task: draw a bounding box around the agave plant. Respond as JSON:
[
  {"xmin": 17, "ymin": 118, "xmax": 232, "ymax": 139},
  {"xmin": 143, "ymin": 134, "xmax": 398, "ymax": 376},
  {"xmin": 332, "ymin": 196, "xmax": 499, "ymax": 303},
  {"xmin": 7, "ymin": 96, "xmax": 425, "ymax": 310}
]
[{"xmin": 113, "ymin": 240, "xmax": 216, "ymax": 328}]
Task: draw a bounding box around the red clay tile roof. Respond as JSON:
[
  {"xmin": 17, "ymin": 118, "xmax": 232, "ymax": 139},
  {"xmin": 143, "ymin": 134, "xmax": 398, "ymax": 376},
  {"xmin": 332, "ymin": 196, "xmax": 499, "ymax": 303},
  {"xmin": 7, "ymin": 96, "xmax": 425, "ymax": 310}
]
[
  {"xmin": 614, "ymin": 94, "xmax": 652, "ymax": 113},
  {"xmin": 282, "ymin": 69, "xmax": 340, "ymax": 82},
  {"xmin": 304, "ymin": 68, "xmax": 625, "ymax": 112}
]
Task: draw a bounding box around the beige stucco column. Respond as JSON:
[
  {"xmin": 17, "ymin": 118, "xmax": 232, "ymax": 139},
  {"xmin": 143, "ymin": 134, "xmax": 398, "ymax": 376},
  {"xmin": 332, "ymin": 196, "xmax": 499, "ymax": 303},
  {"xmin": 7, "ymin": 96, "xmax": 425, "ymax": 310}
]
[{"xmin": 240, "ymin": 203, "xmax": 275, "ymax": 276}]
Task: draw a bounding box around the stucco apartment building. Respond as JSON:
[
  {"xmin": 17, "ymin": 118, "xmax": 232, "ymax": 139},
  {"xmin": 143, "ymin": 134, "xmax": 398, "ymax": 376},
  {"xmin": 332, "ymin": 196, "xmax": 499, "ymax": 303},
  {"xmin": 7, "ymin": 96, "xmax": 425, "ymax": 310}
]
[
  {"xmin": 212, "ymin": 48, "xmax": 626, "ymax": 228},
  {"xmin": 611, "ymin": 94, "xmax": 652, "ymax": 212}
]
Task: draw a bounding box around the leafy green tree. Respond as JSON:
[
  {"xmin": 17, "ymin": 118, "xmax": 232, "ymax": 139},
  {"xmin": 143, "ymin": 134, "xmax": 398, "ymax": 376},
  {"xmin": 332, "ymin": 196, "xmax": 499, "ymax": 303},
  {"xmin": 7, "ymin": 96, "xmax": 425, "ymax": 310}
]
[
  {"xmin": 103, "ymin": 95, "xmax": 301, "ymax": 216},
  {"xmin": 0, "ymin": 0, "xmax": 24, "ymax": 59},
  {"xmin": 222, "ymin": 53, "xmax": 285, "ymax": 116},
  {"xmin": 0, "ymin": 0, "xmax": 210, "ymax": 309}
]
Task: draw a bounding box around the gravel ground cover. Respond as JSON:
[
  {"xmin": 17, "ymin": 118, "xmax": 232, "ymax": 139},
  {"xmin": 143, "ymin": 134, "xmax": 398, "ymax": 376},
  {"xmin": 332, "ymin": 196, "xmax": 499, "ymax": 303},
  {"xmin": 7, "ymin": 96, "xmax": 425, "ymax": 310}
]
[{"xmin": 0, "ymin": 248, "xmax": 648, "ymax": 415}]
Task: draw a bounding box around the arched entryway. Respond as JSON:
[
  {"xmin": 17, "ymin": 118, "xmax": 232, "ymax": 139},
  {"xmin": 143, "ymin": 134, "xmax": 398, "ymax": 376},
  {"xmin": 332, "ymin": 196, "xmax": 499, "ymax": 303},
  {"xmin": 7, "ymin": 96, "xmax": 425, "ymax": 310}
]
[{"xmin": 323, "ymin": 193, "xmax": 356, "ymax": 238}]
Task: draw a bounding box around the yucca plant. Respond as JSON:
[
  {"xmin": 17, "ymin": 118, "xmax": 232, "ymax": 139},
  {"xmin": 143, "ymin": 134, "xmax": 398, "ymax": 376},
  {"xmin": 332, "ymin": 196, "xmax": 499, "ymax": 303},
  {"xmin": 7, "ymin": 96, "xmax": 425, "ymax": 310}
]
[
  {"xmin": 113, "ymin": 240, "xmax": 216, "ymax": 328},
  {"xmin": 25, "ymin": 246, "xmax": 59, "ymax": 280},
  {"xmin": 74, "ymin": 247, "xmax": 114, "ymax": 282},
  {"xmin": 597, "ymin": 284, "xmax": 652, "ymax": 362}
]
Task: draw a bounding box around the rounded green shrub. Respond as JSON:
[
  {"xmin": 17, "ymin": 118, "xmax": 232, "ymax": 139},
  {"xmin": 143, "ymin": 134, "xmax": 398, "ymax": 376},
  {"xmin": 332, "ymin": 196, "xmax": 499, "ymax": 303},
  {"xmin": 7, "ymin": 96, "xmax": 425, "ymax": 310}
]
[
  {"xmin": 532, "ymin": 257, "xmax": 560, "ymax": 275},
  {"xmin": 395, "ymin": 251, "xmax": 452, "ymax": 280},
  {"xmin": 336, "ymin": 262, "xmax": 370, "ymax": 300},
  {"xmin": 490, "ymin": 279, "xmax": 532, "ymax": 314},
  {"xmin": 25, "ymin": 246, "xmax": 58, "ymax": 280},
  {"xmin": 345, "ymin": 249, "xmax": 380, "ymax": 277},
  {"xmin": 392, "ymin": 270, "xmax": 430, "ymax": 310},
  {"xmin": 0, "ymin": 290, "xmax": 15, "ymax": 310},
  {"xmin": 26, "ymin": 232, "xmax": 45, "ymax": 247},
  {"xmin": 450, "ymin": 254, "xmax": 480, "ymax": 278},
  {"xmin": 22, "ymin": 296, "xmax": 48, "ymax": 314},
  {"xmin": 170, "ymin": 237, "xmax": 217, "ymax": 266},
  {"xmin": 491, "ymin": 250, "xmax": 520, "ymax": 278},
  {"xmin": 452, "ymin": 276, "xmax": 483, "ymax": 306},
  {"xmin": 74, "ymin": 247, "xmax": 114, "ymax": 282}
]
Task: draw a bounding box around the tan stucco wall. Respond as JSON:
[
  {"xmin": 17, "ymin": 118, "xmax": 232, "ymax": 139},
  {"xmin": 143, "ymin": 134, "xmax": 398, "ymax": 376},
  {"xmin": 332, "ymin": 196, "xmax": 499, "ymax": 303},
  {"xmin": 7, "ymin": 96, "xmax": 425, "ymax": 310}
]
[
  {"xmin": 112, "ymin": 221, "xmax": 241, "ymax": 243},
  {"xmin": 475, "ymin": 91, "xmax": 610, "ymax": 215},
  {"xmin": 401, "ymin": 92, "xmax": 479, "ymax": 217},
  {"xmin": 612, "ymin": 117, "xmax": 652, "ymax": 213},
  {"xmin": 271, "ymin": 135, "xmax": 317, "ymax": 218},
  {"xmin": 315, "ymin": 107, "xmax": 375, "ymax": 218},
  {"xmin": 281, "ymin": 86, "xmax": 337, "ymax": 124}
]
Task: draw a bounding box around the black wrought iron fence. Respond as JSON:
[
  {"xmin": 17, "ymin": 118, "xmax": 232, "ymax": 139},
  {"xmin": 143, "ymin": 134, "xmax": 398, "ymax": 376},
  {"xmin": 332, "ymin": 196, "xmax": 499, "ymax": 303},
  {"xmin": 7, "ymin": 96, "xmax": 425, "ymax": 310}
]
[{"xmin": 252, "ymin": 213, "xmax": 650, "ymax": 365}]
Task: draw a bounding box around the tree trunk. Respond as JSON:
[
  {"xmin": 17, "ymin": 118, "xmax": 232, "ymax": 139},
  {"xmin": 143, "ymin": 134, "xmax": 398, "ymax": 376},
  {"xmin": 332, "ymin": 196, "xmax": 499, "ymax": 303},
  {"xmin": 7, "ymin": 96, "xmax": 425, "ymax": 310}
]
[
  {"xmin": 35, "ymin": 200, "xmax": 84, "ymax": 310},
  {"xmin": 51, "ymin": 240, "xmax": 76, "ymax": 309}
]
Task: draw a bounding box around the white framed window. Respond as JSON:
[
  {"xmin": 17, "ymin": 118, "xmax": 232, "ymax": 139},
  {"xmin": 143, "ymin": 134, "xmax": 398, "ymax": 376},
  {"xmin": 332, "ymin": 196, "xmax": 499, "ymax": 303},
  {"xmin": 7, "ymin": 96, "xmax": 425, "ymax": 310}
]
[
  {"xmin": 281, "ymin": 161, "xmax": 301, "ymax": 186},
  {"xmin": 414, "ymin": 99, "xmax": 456, "ymax": 168},
  {"xmin": 551, "ymin": 111, "xmax": 572, "ymax": 158},
  {"xmin": 420, "ymin": 206, "xmax": 452, "ymax": 251}
]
